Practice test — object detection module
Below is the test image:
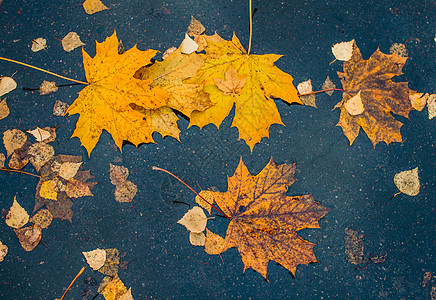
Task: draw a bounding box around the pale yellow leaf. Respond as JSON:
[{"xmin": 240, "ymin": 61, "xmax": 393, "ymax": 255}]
[
  {"xmin": 3, "ymin": 129, "xmax": 27, "ymax": 157},
  {"xmin": 5, "ymin": 197, "xmax": 29, "ymax": 229},
  {"xmin": 0, "ymin": 77, "xmax": 17, "ymax": 96},
  {"xmin": 27, "ymin": 127, "xmax": 51, "ymax": 142},
  {"xmin": 409, "ymin": 93, "xmax": 428, "ymax": 111},
  {"xmin": 83, "ymin": 248, "xmax": 107, "ymax": 270},
  {"xmin": 177, "ymin": 206, "xmax": 207, "ymax": 233},
  {"xmin": 31, "ymin": 38, "xmax": 47, "ymax": 52},
  {"xmin": 332, "ymin": 40, "xmax": 355, "ymax": 61},
  {"xmin": 59, "ymin": 161, "xmax": 82, "ymax": 180},
  {"xmin": 29, "ymin": 209, "xmax": 53, "ymax": 229},
  {"xmin": 83, "ymin": 0, "xmax": 109, "ymax": 14},
  {"xmin": 39, "ymin": 80, "xmax": 58, "ymax": 95},
  {"xmin": 61, "ymin": 32, "xmax": 85, "ymax": 52},
  {"xmin": 428, "ymin": 94, "xmax": 436, "ymax": 119},
  {"xmin": 114, "ymin": 180, "xmax": 137, "ymax": 203},
  {"xmin": 189, "ymin": 231, "xmax": 206, "ymax": 246},
  {"xmin": 28, "ymin": 142, "xmax": 54, "ymax": 172},
  {"xmin": 204, "ymin": 229, "xmax": 225, "ymax": 255},
  {"xmin": 394, "ymin": 167, "xmax": 420, "ymax": 196},
  {"xmin": 0, "ymin": 98, "xmax": 10, "ymax": 120},
  {"xmin": 0, "ymin": 241, "xmax": 7, "ymax": 262},
  {"xmin": 344, "ymin": 91, "xmax": 365, "ymax": 115},
  {"xmin": 180, "ymin": 33, "xmax": 198, "ymax": 54}
]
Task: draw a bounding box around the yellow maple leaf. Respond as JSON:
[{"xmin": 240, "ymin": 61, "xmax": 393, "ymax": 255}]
[
  {"xmin": 185, "ymin": 33, "xmax": 301, "ymax": 150},
  {"xmin": 67, "ymin": 31, "xmax": 169, "ymax": 156}
]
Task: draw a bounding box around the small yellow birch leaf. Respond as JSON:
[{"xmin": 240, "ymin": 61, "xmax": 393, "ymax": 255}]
[
  {"xmin": 29, "ymin": 209, "xmax": 53, "ymax": 229},
  {"xmin": 39, "ymin": 180, "xmax": 58, "ymax": 200},
  {"xmin": 394, "ymin": 167, "xmax": 420, "ymax": 196},
  {"xmin": 189, "ymin": 231, "xmax": 206, "ymax": 246},
  {"xmin": 0, "ymin": 77, "xmax": 17, "ymax": 96},
  {"xmin": 61, "ymin": 32, "xmax": 85, "ymax": 52},
  {"xmin": 83, "ymin": 248, "xmax": 107, "ymax": 270},
  {"xmin": 59, "ymin": 161, "xmax": 83, "ymax": 180},
  {"xmin": 186, "ymin": 16, "xmax": 205, "ymax": 36},
  {"xmin": 83, "ymin": 0, "xmax": 109, "ymax": 14},
  {"xmin": 204, "ymin": 229, "xmax": 225, "ymax": 255},
  {"xmin": 332, "ymin": 40, "xmax": 355, "ymax": 61},
  {"xmin": 6, "ymin": 196, "xmax": 29, "ymax": 229},
  {"xmin": 109, "ymin": 164, "xmax": 129, "ymax": 185},
  {"xmin": 0, "ymin": 98, "xmax": 10, "ymax": 120},
  {"xmin": 409, "ymin": 92, "xmax": 428, "ymax": 111},
  {"xmin": 3, "ymin": 129, "xmax": 27, "ymax": 157},
  {"xmin": 101, "ymin": 275, "xmax": 127, "ymax": 300},
  {"xmin": 31, "ymin": 38, "xmax": 47, "ymax": 52},
  {"xmin": 180, "ymin": 33, "xmax": 198, "ymax": 54},
  {"xmin": 114, "ymin": 180, "xmax": 137, "ymax": 203},
  {"xmin": 28, "ymin": 143, "xmax": 54, "ymax": 172},
  {"xmin": 27, "ymin": 127, "xmax": 51, "ymax": 142},
  {"xmin": 0, "ymin": 241, "xmax": 8, "ymax": 262},
  {"xmin": 428, "ymin": 94, "xmax": 436, "ymax": 119},
  {"xmin": 177, "ymin": 206, "xmax": 207, "ymax": 233},
  {"xmin": 344, "ymin": 91, "xmax": 365, "ymax": 115}
]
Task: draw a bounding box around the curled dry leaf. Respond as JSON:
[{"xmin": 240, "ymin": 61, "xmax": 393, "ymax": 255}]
[
  {"xmin": 428, "ymin": 94, "xmax": 436, "ymax": 120},
  {"xmin": 189, "ymin": 232, "xmax": 206, "ymax": 246},
  {"xmin": 0, "ymin": 77, "xmax": 17, "ymax": 96},
  {"xmin": 177, "ymin": 206, "xmax": 207, "ymax": 233},
  {"xmin": 0, "ymin": 241, "xmax": 7, "ymax": 262},
  {"xmin": 83, "ymin": 248, "xmax": 107, "ymax": 270},
  {"xmin": 394, "ymin": 167, "xmax": 420, "ymax": 196},
  {"xmin": 53, "ymin": 100, "xmax": 69, "ymax": 116},
  {"xmin": 15, "ymin": 225, "xmax": 42, "ymax": 251},
  {"xmin": 27, "ymin": 127, "xmax": 51, "ymax": 142},
  {"xmin": 28, "ymin": 142, "xmax": 54, "ymax": 172},
  {"xmin": 83, "ymin": 0, "xmax": 109, "ymax": 14},
  {"xmin": 29, "ymin": 209, "xmax": 53, "ymax": 229},
  {"xmin": 3, "ymin": 129, "xmax": 27, "ymax": 157},
  {"xmin": 6, "ymin": 196, "xmax": 29, "ymax": 229},
  {"xmin": 61, "ymin": 32, "xmax": 85, "ymax": 52},
  {"xmin": 109, "ymin": 163, "xmax": 129, "ymax": 185},
  {"xmin": 205, "ymin": 229, "xmax": 225, "ymax": 255},
  {"xmin": 0, "ymin": 98, "xmax": 10, "ymax": 120},
  {"xmin": 114, "ymin": 180, "xmax": 137, "ymax": 203},
  {"xmin": 31, "ymin": 38, "xmax": 47, "ymax": 52},
  {"xmin": 39, "ymin": 80, "xmax": 58, "ymax": 95},
  {"xmin": 180, "ymin": 33, "xmax": 198, "ymax": 54},
  {"xmin": 332, "ymin": 39, "xmax": 355, "ymax": 61}
]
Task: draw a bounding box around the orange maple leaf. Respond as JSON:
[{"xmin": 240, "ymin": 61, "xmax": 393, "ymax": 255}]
[
  {"xmin": 185, "ymin": 33, "xmax": 302, "ymax": 150},
  {"xmin": 334, "ymin": 41, "xmax": 416, "ymax": 146},
  {"xmin": 208, "ymin": 158, "xmax": 330, "ymax": 279},
  {"xmin": 67, "ymin": 31, "xmax": 169, "ymax": 156}
]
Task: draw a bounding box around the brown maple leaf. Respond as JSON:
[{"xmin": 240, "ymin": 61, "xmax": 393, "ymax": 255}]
[
  {"xmin": 335, "ymin": 41, "xmax": 415, "ymax": 146},
  {"xmin": 207, "ymin": 158, "xmax": 330, "ymax": 279}
]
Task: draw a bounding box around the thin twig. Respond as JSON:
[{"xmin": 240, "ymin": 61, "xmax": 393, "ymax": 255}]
[
  {"xmin": 247, "ymin": 0, "xmax": 253, "ymax": 55},
  {"xmin": 59, "ymin": 266, "xmax": 86, "ymax": 300},
  {"xmin": 0, "ymin": 57, "xmax": 88, "ymax": 85},
  {"xmin": 298, "ymin": 88, "xmax": 344, "ymax": 97},
  {"xmin": 0, "ymin": 167, "xmax": 40, "ymax": 178}
]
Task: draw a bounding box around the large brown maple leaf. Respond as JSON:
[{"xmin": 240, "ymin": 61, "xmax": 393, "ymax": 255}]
[
  {"xmin": 208, "ymin": 158, "xmax": 330, "ymax": 279},
  {"xmin": 334, "ymin": 41, "xmax": 416, "ymax": 146},
  {"xmin": 67, "ymin": 31, "xmax": 169, "ymax": 156}
]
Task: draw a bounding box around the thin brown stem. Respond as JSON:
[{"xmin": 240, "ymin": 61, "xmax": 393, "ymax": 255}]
[
  {"xmin": 152, "ymin": 166, "xmax": 231, "ymax": 219},
  {"xmin": 59, "ymin": 266, "xmax": 86, "ymax": 300},
  {"xmin": 0, "ymin": 167, "xmax": 40, "ymax": 178},
  {"xmin": 298, "ymin": 88, "xmax": 344, "ymax": 97},
  {"xmin": 0, "ymin": 57, "xmax": 88, "ymax": 85}
]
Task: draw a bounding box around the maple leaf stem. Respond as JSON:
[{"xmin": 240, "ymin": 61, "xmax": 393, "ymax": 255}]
[
  {"xmin": 59, "ymin": 266, "xmax": 86, "ymax": 300},
  {"xmin": 0, "ymin": 57, "xmax": 89, "ymax": 85},
  {"xmin": 247, "ymin": 0, "xmax": 253, "ymax": 55},
  {"xmin": 298, "ymin": 88, "xmax": 344, "ymax": 97},
  {"xmin": 0, "ymin": 167, "xmax": 41, "ymax": 178},
  {"xmin": 152, "ymin": 166, "xmax": 231, "ymax": 219}
]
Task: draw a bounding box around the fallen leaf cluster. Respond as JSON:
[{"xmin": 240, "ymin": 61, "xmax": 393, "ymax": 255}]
[
  {"xmin": 83, "ymin": 248, "xmax": 133, "ymax": 300},
  {"xmin": 1, "ymin": 126, "xmax": 96, "ymax": 251},
  {"xmin": 177, "ymin": 158, "xmax": 330, "ymax": 279},
  {"xmin": 110, "ymin": 164, "xmax": 137, "ymax": 203}
]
